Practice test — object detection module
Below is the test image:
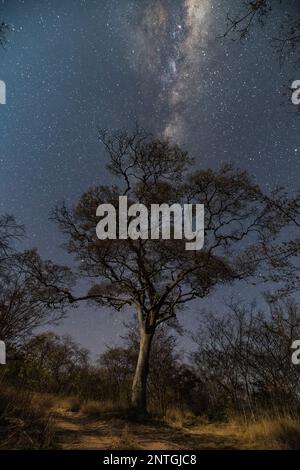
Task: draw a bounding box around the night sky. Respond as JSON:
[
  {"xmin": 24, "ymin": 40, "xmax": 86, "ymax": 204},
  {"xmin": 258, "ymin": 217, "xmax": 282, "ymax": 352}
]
[{"xmin": 0, "ymin": 0, "xmax": 299, "ymax": 358}]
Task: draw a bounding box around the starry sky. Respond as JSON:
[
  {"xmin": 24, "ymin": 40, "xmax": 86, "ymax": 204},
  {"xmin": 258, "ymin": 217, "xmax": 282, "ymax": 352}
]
[{"xmin": 0, "ymin": 0, "xmax": 299, "ymax": 358}]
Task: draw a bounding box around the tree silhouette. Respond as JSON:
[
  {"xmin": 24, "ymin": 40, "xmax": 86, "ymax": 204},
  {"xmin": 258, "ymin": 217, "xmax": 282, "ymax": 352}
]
[
  {"xmin": 0, "ymin": 249, "xmax": 73, "ymax": 347},
  {"xmin": 0, "ymin": 215, "xmax": 73, "ymax": 350},
  {"xmin": 225, "ymin": 1, "xmax": 300, "ymax": 64},
  {"xmin": 51, "ymin": 129, "xmax": 299, "ymax": 415}
]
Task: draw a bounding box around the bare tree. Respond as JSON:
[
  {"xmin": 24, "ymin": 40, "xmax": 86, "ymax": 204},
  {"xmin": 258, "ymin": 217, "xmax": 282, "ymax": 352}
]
[
  {"xmin": 0, "ymin": 214, "xmax": 24, "ymax": 262},
  {"xmin": 51, "ymin": 129, "xmax": 298, "ymax": 415},
  {"xmin": 225, "ymin": 1, "xmax": 300, "ymax": 64},
  {"xmin": 121, "ymin": 321, "xmax": 184, "ymax": 414},
  {"xmin": 17, "ymin": 332, "xmax": 89, "ymax": 395},
  {"xmin": 98, "ymin": 346, "xmax": 134, "ymax": 405},
  {"xmin": 0, "ymin": 248, "xmax": 73, "ymax": 347},
  {"xmin": 98, "ymin": 322, "xmax": 187, "ymax": 413},
  {"xmin": 191, "ymin": 299, "xmax": 300, "ymax": 416}
]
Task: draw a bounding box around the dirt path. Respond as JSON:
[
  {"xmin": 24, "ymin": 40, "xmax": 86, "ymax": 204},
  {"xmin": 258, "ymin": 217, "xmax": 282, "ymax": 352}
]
[{"xmin": 53, "ymin": 408, "xmax": 241, "ymax": 450}]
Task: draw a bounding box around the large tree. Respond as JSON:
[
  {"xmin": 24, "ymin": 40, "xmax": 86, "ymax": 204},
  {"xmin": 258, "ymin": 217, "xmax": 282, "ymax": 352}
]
[{"xmin": 51, "ymin": 129, "xmax": 299, "ymax": 415}]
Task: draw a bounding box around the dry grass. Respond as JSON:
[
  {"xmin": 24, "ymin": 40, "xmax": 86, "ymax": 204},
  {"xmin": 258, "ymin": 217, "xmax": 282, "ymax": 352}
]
[
  {"xmin": 238, "ymin": 415, "xmax": 300, "ymax": 450},
  {"xmin": 66, "ymin": 396, "xmax": 84, "ymax": 413},
  {"xmin": 63, "ymin": 396, "xmax": 129, "ymax": 418},
  {"xmin": 164, "ymin": 407, "xmax": 202, "ymax": 428},
  {"xmin": 31, "ymin": 392, "xmax": 56, "ymax": 410},
  {"xmin": 2, "ymin": 386, "xmax": 300, "ymax": 450},
  {"xmin": 81, "ymin": 399, "xmax": 118, "ymax": 417},
  {"xmin": 0, "ymin": 386, "xmax": 56, "ymax": 449},
  {"xmin": 110, "ymin": 424, "xmax": 140, "ymax": 450},
  {"xmin": 182, "ymin": 412, "xmax": 300, "ymax": 450},
  {"xmin": 65, "ymin": 400, "xmax": 300, "ymax": 450}
]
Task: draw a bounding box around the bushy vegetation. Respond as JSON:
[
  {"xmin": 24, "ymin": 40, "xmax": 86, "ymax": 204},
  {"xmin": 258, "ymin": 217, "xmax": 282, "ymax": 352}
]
[
  {"xmin": 0, "ymin": 385, "xmax": 56, "ymax": 449},
  {"xmin": 1, "ymin": 296, "xmax": 300, "ymax": 449}
]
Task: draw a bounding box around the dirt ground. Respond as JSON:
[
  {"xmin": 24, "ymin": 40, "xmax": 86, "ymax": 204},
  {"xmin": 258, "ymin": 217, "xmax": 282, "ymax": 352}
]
[{"xmin": 53, "ymin": 407, "xmax": 242, "ymax": 450}]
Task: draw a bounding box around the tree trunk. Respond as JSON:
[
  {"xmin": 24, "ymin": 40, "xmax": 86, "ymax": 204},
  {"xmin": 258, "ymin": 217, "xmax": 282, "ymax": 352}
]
[{"xmin": 131, "ymin": 328, "xmax": 154, "ymax": 415}]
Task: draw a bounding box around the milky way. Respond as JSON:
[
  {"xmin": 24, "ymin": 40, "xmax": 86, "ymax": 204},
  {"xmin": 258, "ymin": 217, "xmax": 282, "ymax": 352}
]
[
  {"xmin": 163, "ymin": 0, "xmax": 211, "ymax": 140},
  {"xmin": 0, "ymin": 0, "xmax": 299, "ymax": 356},
  {"xmin": 126, "ymin": 0, "xmax": 211, "ymax": 141}
]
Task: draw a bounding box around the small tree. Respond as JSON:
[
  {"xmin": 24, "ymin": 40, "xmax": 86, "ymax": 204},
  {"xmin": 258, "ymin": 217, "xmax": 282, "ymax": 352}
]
[
  {"xmin": 191, "ymin": 299, "xmax": 300, "ymax": 416},
  {"xmin": 0, "ymin": 214, "xmax": 23, "ymax": 258},
  {"xmin": 16, "ymin": 332, "xmax": 89, "ymax": 394},
  {"xmin": 52, "ymin": 130, "xmax": 298, "ymax": 415},
  {"xmin": 0, "ymin": 247, "xmax": 73, "ymax": 347}
]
